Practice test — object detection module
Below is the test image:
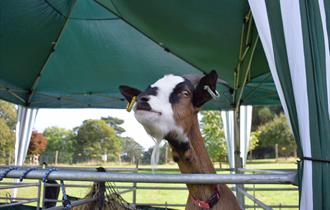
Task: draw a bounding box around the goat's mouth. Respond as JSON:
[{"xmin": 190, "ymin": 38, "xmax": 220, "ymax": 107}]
[
  {"xmin": 135, "ymin": 102, "xmax": 162, "ymax": 115},
  {"xmin": 136, "ymin": 108, "xmax": 162, "ymax": 115}
]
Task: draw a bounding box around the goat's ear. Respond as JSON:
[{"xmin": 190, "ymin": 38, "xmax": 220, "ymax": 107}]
[
  {"xmin": 192, "ymin": 70, "xmax": 218, "ymax": 108},
  {"xmin": 119, "ymin": 85, "xmax": 142, "ymax": 102}
]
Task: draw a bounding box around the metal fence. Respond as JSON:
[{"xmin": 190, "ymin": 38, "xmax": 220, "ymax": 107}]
[{"xmin": 0, "ymin": 166, "xmax": 298, "ymax": 210}]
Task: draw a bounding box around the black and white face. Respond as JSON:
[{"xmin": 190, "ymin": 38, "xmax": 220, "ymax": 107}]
[
  {"xmin": 134, "ymin": 75, "xmax": 194, "ymax": 141},
  {"xmin": 119, "ymin": 71, "xmax": 218, "ymax": 144}
]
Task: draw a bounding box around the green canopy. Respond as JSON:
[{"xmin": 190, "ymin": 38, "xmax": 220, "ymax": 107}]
[
  {"xmin": 2, "ymin": 1, "xmax": 330, "ymax": 210},
  {"xmin": 0, "ymin": 0, "xmax": 279, "ymax": 109}
]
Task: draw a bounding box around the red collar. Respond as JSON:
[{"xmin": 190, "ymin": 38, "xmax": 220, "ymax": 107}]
[{"xmin": 191, "ymin": 188, "xmax": 221, "ymax": 209}]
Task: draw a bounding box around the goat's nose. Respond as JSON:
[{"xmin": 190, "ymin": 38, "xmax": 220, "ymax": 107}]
[{"xmin": 138, "ymin": 95, "xmax": 149, "ymax": 102}]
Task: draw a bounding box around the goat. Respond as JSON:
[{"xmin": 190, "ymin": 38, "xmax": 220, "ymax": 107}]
[{"xmin": 119, "ymin": 70, "xmax": 241, "ymax": 210}]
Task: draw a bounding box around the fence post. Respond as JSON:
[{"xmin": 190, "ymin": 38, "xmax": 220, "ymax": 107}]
[
  {"xmin": 234, "ymin": 110, "xmax": 245, "ymax": 208},
  {"xmin": 253, "ymin": 171, "xmax": 256, "ymax": 210},
  {"xmin": 132, "ymin": 160, "xmax": 139, "ymax": 207},
  {"xmin": 36, "ymin": 180, "xmax": 42, "ymax": 210},
  {"xmin": 41, "ymin": 164, "xmax": 47, "ymax": 209},
  {"xmin": 55, "ymin": 151, "xmax": 59, "ymax": 165},
  {"xmin": 275, "ymin": 144, "xmax": 279, "ymax": 161}
]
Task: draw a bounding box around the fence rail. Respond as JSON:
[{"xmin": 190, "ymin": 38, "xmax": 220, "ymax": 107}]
[
  {"xmin": 0, "ymin": 168, "xmax": 297, "ymax": 184},
  {"xmin": 0, "ymin": 166, "xmax": 298, "ymax": 210}
]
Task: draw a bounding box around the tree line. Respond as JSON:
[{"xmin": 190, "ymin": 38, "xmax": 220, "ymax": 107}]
[
  {"xmin": 200, "ymin": 106, "xmax": 296, "ymax": 166},
  {"xmin": 0, "ymin": 101, "xmax": 16, "ymax": 164},
  {"xmin": 0, "ymin": 99, "xmax": 145, "ymax": 165},
  {"xmin": 38, "ymin": 117, "xmax": 144, "ymax": 164},
  {"xmin": 0, "ymin": 100, "xmax": 295, "ymax": 165}
]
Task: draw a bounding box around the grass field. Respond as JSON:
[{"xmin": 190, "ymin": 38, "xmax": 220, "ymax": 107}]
[{"xmin": 0, "ymin": 159, "xmax": 298, "ymax": 210}]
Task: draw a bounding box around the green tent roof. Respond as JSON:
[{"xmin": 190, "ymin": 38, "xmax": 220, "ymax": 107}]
[{"xmin": 0, "ymin": 0, "xmax": 279, "ymax": 109}]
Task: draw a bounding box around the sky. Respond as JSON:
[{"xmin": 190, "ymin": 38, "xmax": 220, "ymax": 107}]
[{"xmin": 33, "ymin": 108, "xmax": 156, "ymax": 150}]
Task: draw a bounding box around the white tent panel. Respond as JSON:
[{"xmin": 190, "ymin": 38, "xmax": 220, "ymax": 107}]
[
  {"xmin": 240, "ymin": 105, "xmax": 253, "ymax": 166},
  {"xmin": 15, "ymin": 106, "xmax": 38, "ymax": 166},
  {"xmin": 280, "ymin": 2, "xmax": 312, "ymax": 209},
  {"xmin": 221, "ymin": 110, "xmax": 235, "ymax": 169},
  {"xmin": 318, "ymin": 0, "xmax": 330, "ymax": 118},
  {"xmin": 221, "ymin": 106, "xmax": 253, "ymax": 169}
]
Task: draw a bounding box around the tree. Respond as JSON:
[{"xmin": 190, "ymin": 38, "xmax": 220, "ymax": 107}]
[
  {"xmin": 249, "ymin": 131, "xmax": 260, "ymax": 152},
  {"xmin": 28, "ymin": 131, "xmax": 48, "ymax": 155},
  {"xmin": 251, "ymin": 106, "xmax": 283, "ymax": 131},
  {"xmin": 0, "ymin": 100, "xmax": 16, "ymax": 164},
  {"xmin": 252, "ymin": 107, "xmax": 274, "ymax": 131},
  {"xmin": 200, "ymin": 111, "xmax": 227, "ymax": 166},
  {"xmin": 248, "ymin": 131, "xmax": 260, "ymax": 159},
  {"xmin": 141, "ymin": 147, "xmax": 153, "ymax": 164},
  {"xmin": 101, "ymin": 116, "xmax": 125, "ymax": 134},
  {"xmin": 121, "ymin": 137, "xmax": 143, "ymax": 163},
  {"xmin": 43, "ymin": 127, "xmax": 76, "ymax": 164},
  {"xmin": 141, "ymin": 144, "xmax": 168, "ymax": 165},
  {"xmin": 74, "ymin": 119, "xmax": 121, "ymax": 162},
  {"xmin": 0, "ymin": 100, "xmax": 17, "ymax": 130},
  {"xmin": 0, "ymin": 118, "xmax": 15, "ymax": 164},
  {"xmin": 257, "ymin": 114, "xmax": 296, "ymax": 157}
]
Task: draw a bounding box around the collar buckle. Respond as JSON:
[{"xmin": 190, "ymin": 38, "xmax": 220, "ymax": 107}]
[{"xmin": 191, "ymin": 188, "xmax": 220, "ymax": 209}]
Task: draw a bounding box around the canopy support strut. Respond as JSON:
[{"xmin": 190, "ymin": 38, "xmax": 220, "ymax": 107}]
[{"xmin": 233, "ymin": 10, "xmax": 259, "ymax": 112}]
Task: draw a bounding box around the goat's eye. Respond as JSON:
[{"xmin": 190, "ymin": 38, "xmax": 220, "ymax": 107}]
[{"xmin": 182, "ymin": 90, "xmax": 190, "ymax": 97}]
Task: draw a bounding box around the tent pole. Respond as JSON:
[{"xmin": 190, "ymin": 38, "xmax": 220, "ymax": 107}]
[
  {"xmin": 234, "ymin": 109, "xmax": 245, "ymax": 208},
  {"xmin": 13, "ymin": 106, "xmax": 38, "ymax": 198}
]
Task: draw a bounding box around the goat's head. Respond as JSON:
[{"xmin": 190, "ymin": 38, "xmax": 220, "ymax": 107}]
[{"xmin": 119, "ymin": 70, "xmax": 218, "ymax": 145}]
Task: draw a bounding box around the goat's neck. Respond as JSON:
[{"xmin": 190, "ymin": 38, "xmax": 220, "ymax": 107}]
[
  {"xmin": 173, "ymin": 115, "xmax": 217, "ymax": 200},
  {"xmin": 167, "ymin": 115, "xmax": 240, "ymax": 209}
]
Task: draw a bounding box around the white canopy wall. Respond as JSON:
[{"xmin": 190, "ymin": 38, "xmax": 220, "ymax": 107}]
[
  {"xmin": 221, "ymin": 105, "xmax": 253, "ymax": 169},
  {"xmin": 221, "ymin": 110, "xmax": 235, "ymax": 169},
  {"xmin": 240, "ymin": 106, "xmax": 253, "ymax": 167},
  {"xmin": 15, "ymin": 106, "xmax": 38, "ymax": 166},
  {"xmin": 249, "ymin": 1, "xmax": 330, "ymax": 209}
]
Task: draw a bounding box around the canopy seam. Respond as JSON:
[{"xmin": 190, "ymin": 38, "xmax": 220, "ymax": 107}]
[
  {"xmin": 45, "ymin": 0, "xmax": 120, "ymax": 21},
  {"xmin": 94, "ymin": 0, "xmax": 209, "ymax": 78},
  {"xmin": 26, "ymin": 0, "xmax": 78, "ymax": 106}
]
